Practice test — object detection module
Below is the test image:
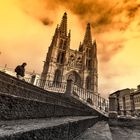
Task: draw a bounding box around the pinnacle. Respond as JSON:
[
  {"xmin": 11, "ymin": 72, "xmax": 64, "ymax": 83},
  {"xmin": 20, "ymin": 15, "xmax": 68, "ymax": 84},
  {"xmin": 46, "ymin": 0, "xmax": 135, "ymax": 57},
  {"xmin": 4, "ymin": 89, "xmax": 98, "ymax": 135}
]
[
  {"xmin": 87, "ymin": 23, "xmax": 90, "ymax": 26},
  {"xmin": 83, "ymin": 23, "xmax": 92, "ymax": 45},
  {"xmin": 59, "ymin": 12, "xmax": 68, "ymax": 36},
  {"xmin": 64, "ymin": 12, "xmax": 67, "ymax": 16}
]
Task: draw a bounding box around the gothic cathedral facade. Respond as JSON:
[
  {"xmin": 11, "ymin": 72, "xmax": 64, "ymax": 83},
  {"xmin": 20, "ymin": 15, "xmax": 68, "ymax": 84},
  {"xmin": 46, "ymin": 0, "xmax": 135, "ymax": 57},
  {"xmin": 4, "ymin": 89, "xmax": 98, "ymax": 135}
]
[{"xmin": 41, "ymin": 13, "xmax": 98, "ymax": 94}]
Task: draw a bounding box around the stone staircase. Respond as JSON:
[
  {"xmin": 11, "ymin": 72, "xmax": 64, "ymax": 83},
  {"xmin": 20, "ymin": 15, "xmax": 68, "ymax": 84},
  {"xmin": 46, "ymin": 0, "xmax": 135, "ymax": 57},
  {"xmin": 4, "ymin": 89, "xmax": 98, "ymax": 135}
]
[
  {"xmin": 0, "ymin": 71, "xmax": 108, "ymax": 139},
  {"xmin": 0, "ymin": 116, "xmax": 99, "ymax": 140},
  {"xmin": 0, "ymin": 71, "xmax": 108, "ymax": 120}
]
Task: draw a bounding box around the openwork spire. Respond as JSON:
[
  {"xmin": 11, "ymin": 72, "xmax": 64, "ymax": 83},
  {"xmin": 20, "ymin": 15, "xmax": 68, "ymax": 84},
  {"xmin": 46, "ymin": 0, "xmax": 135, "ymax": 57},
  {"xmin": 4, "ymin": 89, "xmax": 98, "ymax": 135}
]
[
  {"xmin": 59, "ymin": 12, "xmax": 67, "ymax": 36},
  {"xmin": 50, "ymin": 25, "xmax": 59, "ymax": 47},
  {"xmin": 83, "ymin": 23, "xmax": 92, "ymax": 45}
]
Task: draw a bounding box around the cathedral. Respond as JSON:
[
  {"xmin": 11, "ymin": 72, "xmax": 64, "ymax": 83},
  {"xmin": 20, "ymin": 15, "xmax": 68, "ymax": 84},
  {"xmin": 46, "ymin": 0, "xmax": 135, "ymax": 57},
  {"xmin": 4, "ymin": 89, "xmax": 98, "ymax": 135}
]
[{"xmin": 41, "ymin": 12, "xmax": 98, "ymax": 94}]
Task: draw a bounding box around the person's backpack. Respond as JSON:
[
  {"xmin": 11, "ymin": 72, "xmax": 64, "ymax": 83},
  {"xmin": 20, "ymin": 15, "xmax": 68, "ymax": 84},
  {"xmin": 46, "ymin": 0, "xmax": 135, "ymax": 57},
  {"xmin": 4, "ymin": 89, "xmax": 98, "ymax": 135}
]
[{"xmin": 15, "ymin": 66, "xmax": 20, "ymax": 73}]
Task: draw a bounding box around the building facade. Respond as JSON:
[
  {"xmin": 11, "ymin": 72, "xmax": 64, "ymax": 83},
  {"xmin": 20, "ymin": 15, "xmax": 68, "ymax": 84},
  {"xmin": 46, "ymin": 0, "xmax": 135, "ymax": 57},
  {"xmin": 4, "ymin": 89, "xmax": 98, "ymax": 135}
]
[
  {"xmin": 110, "ymin": 89, "xmax": 132, "ymax": 116},
  {"xmin": 133, "ymin": 85, "xmax": 140, "ymax": 116},
  {"xmin": 110, "ymin": 86, "xmax": 140, "ymax": 117},
  {"xmin": 41, "ymin": 13, "xmax": 98, "ymax": 94}
]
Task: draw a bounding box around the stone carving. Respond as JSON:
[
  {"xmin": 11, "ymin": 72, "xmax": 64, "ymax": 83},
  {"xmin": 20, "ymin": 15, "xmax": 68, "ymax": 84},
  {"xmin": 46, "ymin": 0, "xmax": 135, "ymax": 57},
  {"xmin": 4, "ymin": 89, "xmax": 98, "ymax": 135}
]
[
  {"xmin": 76, "ymin": 57, "xmax": 82, "ymax": 68},
  {"xmin": 68, "ymin": 55, "xmax": 75, "ymax": 67}
]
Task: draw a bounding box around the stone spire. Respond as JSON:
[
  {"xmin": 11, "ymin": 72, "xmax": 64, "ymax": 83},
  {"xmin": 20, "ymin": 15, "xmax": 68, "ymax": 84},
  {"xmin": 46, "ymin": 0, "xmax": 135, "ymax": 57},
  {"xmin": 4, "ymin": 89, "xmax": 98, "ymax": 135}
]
[
  {"xmin": 83, "ymin": 23, "xmax": 92, "ymax": 46},
  {"xmin": 59, "ymin": 12, "xmax": 67, "ymax": 36},
  {"xmin": 79, "ymin": 42, "xmax": 83, "ymax": 51},
  {"xmin": 93, "ymin": 40, "xmax": 97, "ymax": 57},
  {"xmin": 68, "ymin": 29, "xmax": 71, "ymax": 38},
  {"xmin": 50, "ymin": 25, "xmax": 59, "ymax": 47},
  {"xmin": 66, "ymin": 30, "xmax": 71, "ymax": 48}
]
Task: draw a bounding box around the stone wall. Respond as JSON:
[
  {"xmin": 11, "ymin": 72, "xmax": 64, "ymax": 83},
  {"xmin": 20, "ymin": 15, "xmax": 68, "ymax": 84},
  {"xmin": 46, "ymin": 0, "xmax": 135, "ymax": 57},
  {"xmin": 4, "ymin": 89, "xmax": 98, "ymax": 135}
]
[
  {"xmin": 0, "ymin": 72, "xmax": 90, "ymax": 109},
  {"xmin": 0, "ymin": 71, "xmax": 104, "ymax": 120}
]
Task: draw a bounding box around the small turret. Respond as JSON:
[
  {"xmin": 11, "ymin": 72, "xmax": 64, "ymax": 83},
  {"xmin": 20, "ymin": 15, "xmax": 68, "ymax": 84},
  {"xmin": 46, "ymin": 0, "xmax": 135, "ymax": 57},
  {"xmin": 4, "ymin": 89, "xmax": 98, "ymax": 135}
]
[{"xmin": 79, "ymin": 42, "xmax": 83, "ymax": 52}]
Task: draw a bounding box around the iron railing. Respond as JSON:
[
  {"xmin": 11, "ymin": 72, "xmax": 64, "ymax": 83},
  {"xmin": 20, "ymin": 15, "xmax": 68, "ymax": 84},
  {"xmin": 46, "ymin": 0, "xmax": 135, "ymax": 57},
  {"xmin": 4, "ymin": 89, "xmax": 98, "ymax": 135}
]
[
  {"xmin": 23, "ymin": 77, "xmax": 109, "ymax": 114},
  {"xmin": 73, "ymin": 84, "xmax": 109, "ymax": 114},
  {"xmin": 25, "ymin": 78, "xmax": 67, "ymax": 93}
]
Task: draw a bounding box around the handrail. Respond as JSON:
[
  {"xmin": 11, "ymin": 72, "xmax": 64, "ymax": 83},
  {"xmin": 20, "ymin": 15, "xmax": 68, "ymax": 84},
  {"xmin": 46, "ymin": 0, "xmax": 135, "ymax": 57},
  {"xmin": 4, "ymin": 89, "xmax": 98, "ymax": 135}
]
[
  {"xmin": 25, "ymin": 78, "xmax": 67, "ymax": 94},
  {"xmin": 73, "ymin": 84, "xmax": 109, "ymax": 114},
  {"xmin": 25, "ymin": 77, "xmax": 109, "ymax": 114}
]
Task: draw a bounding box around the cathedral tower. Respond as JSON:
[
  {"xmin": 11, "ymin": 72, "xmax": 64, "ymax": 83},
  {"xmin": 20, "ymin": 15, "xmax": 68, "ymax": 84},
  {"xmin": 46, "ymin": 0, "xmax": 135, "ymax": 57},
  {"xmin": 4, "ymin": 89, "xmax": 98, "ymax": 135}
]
[
  {"xmin": 79, "ymin": 23, "xmax": 98, "ymax": 93},
  {"xmin": 41, "ymin": 13, "xmax": 98, "ymax": 94},
  {"xmin": 41, "ymin": 12, "xmax": 70, "ymax": 82}
]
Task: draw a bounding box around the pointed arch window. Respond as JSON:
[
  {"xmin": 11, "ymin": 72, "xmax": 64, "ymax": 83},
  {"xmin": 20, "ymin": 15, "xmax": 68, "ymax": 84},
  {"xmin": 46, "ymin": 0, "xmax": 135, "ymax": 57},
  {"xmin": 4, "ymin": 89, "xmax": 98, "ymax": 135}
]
[
  {"xmin": 86, "ymin": 59, "xmax": 92, "ymax": 70},
  {"xmin": 59, "ymin": 39, "xmax": 67, "ymax": 50},
  {"xmin": 88, "ymin": 49, "xmax": 91, "ymax": 57},
  {"xmin": 59, "ymin": 39, "xmax": 63, "ymax": 49},
  {"xmin": 63, "ymin": 40, "xmax": 67, "ymax": 49},
  {"xmin": 57, "ymin": 52, "xmax": 65, "ymax": 64},
  {"xmin": 54, "ymin": 69, "xmax": 61, "ymax": 83},
  {"xmin": 86, "ymin": 48, "xmax": 91, "ymax": 57}
]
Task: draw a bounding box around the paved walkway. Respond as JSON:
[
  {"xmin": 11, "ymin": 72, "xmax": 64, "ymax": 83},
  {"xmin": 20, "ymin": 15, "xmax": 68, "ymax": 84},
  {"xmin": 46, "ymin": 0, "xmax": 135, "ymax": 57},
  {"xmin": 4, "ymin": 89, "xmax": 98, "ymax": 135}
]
[
  {"xmin": 110, "ymin": 126, "xmax": 140, "ymax": 140},
  {"xmin": 75, "ymin": 121, "xmax": 112, "ymax": 140}
]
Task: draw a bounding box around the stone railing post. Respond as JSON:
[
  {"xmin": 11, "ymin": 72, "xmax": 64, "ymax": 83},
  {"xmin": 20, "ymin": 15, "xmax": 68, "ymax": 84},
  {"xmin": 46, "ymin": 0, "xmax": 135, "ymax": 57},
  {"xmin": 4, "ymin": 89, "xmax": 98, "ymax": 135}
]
[
  {"xmin": 109, "ymin": 95, "xmax": 118, "ymax": 119},
  {"xmin": 30, "ymin": 75, "xmax": 36, "ymax": 84},
  {"xmin": 65, "ymin": 79, "xmax": 73, "ymax": 96}
]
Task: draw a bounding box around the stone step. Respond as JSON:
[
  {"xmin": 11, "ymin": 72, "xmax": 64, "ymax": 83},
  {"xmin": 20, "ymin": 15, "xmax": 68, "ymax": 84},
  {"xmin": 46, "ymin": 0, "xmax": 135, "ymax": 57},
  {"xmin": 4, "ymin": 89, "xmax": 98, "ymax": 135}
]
[
  {"xmin": 0, "ymin": 116, "xmax": 99, "ymax": 140},
  {"xmin": 0, "ymin": 92, "xmax": 100, "ymax": 120},
  {"xmin": 75, "ymin": 121, "xmax": 113, "ymax": 140}
]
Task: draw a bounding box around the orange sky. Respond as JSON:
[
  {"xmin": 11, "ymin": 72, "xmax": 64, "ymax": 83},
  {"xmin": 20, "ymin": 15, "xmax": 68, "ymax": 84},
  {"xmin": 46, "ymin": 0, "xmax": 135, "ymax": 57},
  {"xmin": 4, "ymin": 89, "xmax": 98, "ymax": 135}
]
[{"xmin": 1, "ymin": 0, "xmax": 140, "ymax": 97}]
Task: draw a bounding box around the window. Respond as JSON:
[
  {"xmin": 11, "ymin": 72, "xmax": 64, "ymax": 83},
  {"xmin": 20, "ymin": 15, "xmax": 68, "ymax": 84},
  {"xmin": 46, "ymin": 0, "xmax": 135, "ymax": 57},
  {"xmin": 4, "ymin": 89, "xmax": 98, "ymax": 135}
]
[
  {"xmin": 57, "ymin": 52, "xmax": 61, "ymax": 63},
  {"xmin": 63, "ymin": 41, "xmax": 67, "ymax": 49},
  {"xmin": 57, "ymin": 52, "xmax": 65, "ymax": 64},
  {"xmin": 86, "ymin": 59, "xmax": 91, "ymax": 70},
  {"xmin": 54, "ymin": 69, "xmax": 61, "ymax": 83},
  {"xmin": 59, "ymin": 39, "xmax": 67, "ymax": 49},
  {"xmin": 86, "ymin": 48, "xmax": 91, "ymax": 57},
  {"xmin": 59, "ymin": 40, "xmax": 63, "ymax": 49}
]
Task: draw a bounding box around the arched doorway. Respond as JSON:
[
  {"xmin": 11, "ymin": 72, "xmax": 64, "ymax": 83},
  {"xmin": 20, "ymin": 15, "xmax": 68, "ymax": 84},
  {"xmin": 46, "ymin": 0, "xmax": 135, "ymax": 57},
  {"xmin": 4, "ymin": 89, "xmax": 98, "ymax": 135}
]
[{"xmin": 67, "ymin": 71, "xmax": 81, "ymax": 86}]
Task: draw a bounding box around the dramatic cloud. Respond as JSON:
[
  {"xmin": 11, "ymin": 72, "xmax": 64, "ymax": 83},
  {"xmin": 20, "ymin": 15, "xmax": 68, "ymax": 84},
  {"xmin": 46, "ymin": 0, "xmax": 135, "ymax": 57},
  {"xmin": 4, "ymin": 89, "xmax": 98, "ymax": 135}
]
[
  {"xmin": 98, "ymin": 42, "xmax": 124, "ymax": 63},
  {"xmin": 18, "ymin": 0, "xmax": 140, "ymax": 63},
  {"xmin": 35, "ymin": 0, "xmax": 140, "ymax": 32}
]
